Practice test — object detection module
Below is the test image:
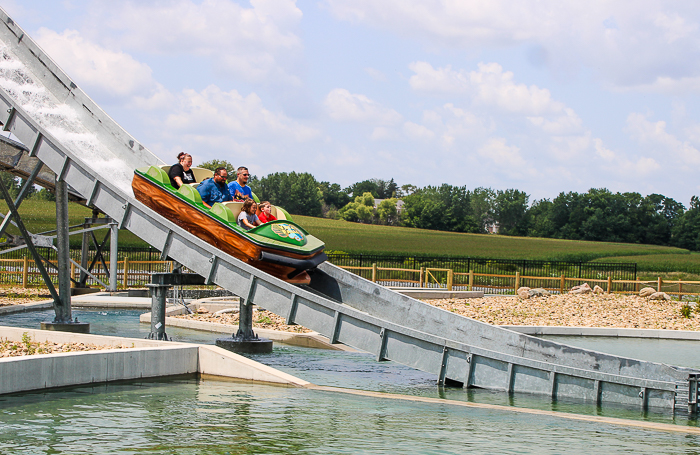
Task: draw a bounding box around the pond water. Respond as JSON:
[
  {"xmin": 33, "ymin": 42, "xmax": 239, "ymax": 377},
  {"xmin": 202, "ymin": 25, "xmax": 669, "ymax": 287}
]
[
  {"xmin": 3, "ymin": 308, "xmax": 700, "ymax": 453},
  {"xmin": 2, "ymin": 379, "xmax": 700, "ymax": 455}
]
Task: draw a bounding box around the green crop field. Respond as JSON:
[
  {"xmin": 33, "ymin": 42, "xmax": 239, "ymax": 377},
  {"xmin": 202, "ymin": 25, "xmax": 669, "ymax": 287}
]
[
  {"xmin": 1, "ymin": 200, "xmax": 698, "ymax": 274},
  {"xmin": 293, "ymin": 215, "xmax": 688, "ymax": 262}
]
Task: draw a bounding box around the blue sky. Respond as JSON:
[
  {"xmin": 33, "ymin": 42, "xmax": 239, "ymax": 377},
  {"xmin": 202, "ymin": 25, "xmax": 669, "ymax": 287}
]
[{"xmin": 4, "ymin": 0, "xmax": 700, "ymax": 205}]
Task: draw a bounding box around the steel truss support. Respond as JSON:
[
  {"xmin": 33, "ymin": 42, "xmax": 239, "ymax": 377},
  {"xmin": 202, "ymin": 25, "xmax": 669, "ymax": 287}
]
[{"xmin": 0, "ymin": 171, "xmax": 59, "ymax": 304}]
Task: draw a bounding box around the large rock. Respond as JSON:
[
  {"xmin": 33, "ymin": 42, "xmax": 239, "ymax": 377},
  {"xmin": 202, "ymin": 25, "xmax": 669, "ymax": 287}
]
[
  {"xmin": 648, "ymin": 292, "xmax": 671, "ymax": 301},
  {"xmin": 529, "ymin": 288, "xmax": 551, "ymax": 298},
  {"xmin": 569, "ymin": 283, "xmax": 592, "ymax": 295},
  {"xmin": 517, "ymin": 286, "xmax": 531, "ymax": 299},
  {"xmin": 639, "ymin": 287, "xmax": 656, "ymax": 297},
  {"xmin": 593, "ymin": 285, "xmax": 605, "ymax": 294}
]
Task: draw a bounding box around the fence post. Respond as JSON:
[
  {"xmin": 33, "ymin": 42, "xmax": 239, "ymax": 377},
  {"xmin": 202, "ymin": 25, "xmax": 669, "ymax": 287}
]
[
  {"xmin": 514, "ymin": 271, "xmax": 520, "ymax": 292},
  {"xmin": 607, "ymin": 276, "xmax": 612, "ymax": 294},
  {"xmin": 657, "ymin": 277, "xmax": 662, "ymax": 292},
  {"xmin": 419, "ymin": 267, "xmax": 424, "ymax": 287},
  {"xmin": 70, "ymin": 262, "xmax": 75, "ymax": 288},
  {"xmin": 371, "ymin": 263, "xmax": 377, "ymax": 283},
  {"xmin": 679, "ymin": 281, "xmax": 682, "ymax": 299},
  {"xmin": 447, "ymin": 269, "xmax": 453, "ymax": 291},
  {"xmin": 469, "ymin": 270, "xmax": 474, "ymax": 291},
  {"xmin": 122, "ymin": 256, "xmax": 129, "ymax": 289},
  {"xmin": 636, "ymin": 277, "xmax": 640, "ymax": 293},
  {"xmin": 560, "ymin": 274, "xmax": 565, "ymax": 294},
  {"xmin": 22, "ymin": 255, "xmax": 28, "ymax": 288}
]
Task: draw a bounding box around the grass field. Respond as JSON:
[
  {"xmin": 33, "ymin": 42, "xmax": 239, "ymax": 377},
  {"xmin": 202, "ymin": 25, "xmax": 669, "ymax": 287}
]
[
  {"xmin": 2, "ymin": 200, "xmax": 700, "ymax": 274},
  {"xmin": 293, "ymin": 215, "xmax": 690, "ymax": 262},
  {"xmin": 0, "ymin": 199, "xmax": 146, "ymax": 248}
]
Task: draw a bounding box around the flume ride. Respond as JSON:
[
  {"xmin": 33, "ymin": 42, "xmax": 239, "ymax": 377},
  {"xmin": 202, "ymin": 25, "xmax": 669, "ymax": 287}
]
[{"xmin": 132, "ymin": 165, "xmax": 326, "ymax": 284}]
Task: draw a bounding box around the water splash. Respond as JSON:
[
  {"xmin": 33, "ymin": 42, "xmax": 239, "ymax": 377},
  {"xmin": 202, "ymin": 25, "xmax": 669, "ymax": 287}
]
[{"xmin": 0, "ymin": 44, "xmax": 134, "ymax": 196}]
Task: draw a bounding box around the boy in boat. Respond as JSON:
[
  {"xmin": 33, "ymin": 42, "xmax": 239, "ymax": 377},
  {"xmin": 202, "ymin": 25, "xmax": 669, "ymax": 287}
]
[
  {"xmin": 258, "ymin": 201, "xmax": 277, "ymax": 223},
  {"xmin": 168, "ymin": 152, "xmax": 196, "ymax": 189},
  {"xmin": 238, "ymin": 199, "xmax": 262, "ymax": 230},
  {"xmin": 197, "ymin": 167, "xmax": 232, "ymax": 208},
  {"xmin": 228, "ymin": 166, "xmax": 253, "ymax": 200}
]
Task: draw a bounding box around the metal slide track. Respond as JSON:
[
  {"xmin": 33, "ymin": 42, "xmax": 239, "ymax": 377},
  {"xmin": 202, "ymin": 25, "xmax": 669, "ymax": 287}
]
[{"xmin": 0, "ymin": 8, "xmax": 696, "ymax": 412}]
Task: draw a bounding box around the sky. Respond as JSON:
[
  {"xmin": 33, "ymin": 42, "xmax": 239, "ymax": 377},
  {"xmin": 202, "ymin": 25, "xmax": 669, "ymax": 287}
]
[{"xmin": 3, "ymin": 0, "xmax": 700, "ymax": 205}]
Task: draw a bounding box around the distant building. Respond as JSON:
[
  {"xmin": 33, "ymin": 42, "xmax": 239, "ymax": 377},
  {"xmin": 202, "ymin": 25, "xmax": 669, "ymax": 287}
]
[
  {"xmin": 486, "ymin": 222, "xmax": 499, "ymax": 234},
  {"xmin": 373, "ymin": 198, "xmax": 404, "ymax": 212}
]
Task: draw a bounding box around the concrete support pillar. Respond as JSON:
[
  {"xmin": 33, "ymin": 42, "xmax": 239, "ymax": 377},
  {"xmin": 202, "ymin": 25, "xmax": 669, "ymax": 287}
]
[
  {"xmin": 217, "ymin": 296, "xmax": 272, "ymax": 354},
  {"xmin": 147, "ymin": 284, "xmax": 170, "ymax": 341},
  {"xmin": 54, "ymin": 178, "xmax": 71, "ymax": 323},
  {"xmin": 236, "ymin": 299, "xmax": 256, "ymax": 340},
  {"xmin": 109, "ymin": 221, "xmax": 118, "ymax": 291}
]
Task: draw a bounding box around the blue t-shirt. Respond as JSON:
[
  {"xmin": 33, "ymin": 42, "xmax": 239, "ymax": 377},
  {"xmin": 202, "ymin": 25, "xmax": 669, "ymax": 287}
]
[
  {"xmin": 228, "ymin": 181, "xmax": 253, "ymax": 200},
  {"xmin": 197, "ymin": 178, "xmax": 232, "ymax": 205}
]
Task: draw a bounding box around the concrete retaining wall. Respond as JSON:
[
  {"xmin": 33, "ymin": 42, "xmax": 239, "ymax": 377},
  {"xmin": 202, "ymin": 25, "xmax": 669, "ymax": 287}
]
[
  {"xmin": 0, "ymin": 326, "xmax": 309, "ymax": 395},
  {"xmin": 502, "ymin": 325, "xmax": 700, "ymax": 340}
]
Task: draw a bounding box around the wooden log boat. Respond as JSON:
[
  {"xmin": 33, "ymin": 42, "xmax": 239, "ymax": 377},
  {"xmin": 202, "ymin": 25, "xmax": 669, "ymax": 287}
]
[{"xmin": 132, "ymin": 166, "xmax": 326, "ymax": 284}]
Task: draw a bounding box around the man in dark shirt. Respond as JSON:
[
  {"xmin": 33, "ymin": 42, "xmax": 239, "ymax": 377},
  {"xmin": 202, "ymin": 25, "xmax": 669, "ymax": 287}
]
[{"xmin": 196, "ymin": 167, "xmax": 232, "ymax": 208}]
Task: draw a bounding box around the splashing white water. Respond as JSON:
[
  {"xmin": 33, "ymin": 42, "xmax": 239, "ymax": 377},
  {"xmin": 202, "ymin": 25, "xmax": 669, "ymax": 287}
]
[{"xmin": 0, "ymin": 43, "xmax": 135, "ymax": 196}]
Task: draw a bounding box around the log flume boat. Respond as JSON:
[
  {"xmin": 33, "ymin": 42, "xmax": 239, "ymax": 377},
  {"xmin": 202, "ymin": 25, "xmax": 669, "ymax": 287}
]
[{"xmin": 132, "ymin": 165, "xmax": 327, "ymax": 284}]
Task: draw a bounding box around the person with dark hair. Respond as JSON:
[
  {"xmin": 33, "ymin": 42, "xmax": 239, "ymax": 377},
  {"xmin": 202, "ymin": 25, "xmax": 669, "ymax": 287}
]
[
  {"xmin": 228, "ymin": 166, "xmax": 253, "ymax": 200},
  {"xmin": 258, "ymin": 201, "xmax": 277, "ymax": 223},
  {"xmin": 196, "ymin": 167, "xmax": 232, "ymax": 208},
  {"xmin": 237, "ymin": 199, "xmax": 262, "ymax": 230},
  {"xmin": 168, "ymin": 152, "xmax": 196, "ymax": 188}
]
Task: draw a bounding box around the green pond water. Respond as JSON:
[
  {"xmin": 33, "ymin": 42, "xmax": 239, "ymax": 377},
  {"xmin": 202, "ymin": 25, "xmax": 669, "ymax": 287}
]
[{"xmin": 3, "ymin": 309, "xmax": 700, "ymax": 453}]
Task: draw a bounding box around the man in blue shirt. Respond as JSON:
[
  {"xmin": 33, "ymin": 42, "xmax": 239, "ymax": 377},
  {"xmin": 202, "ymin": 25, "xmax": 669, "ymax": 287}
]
[
  {"xmin": 229, "ymin": 166, "xmax": 253, "ymax": 200},
  {"xmin": 197, "ymin": 167, "xmax": 232, "ymax": 208}
]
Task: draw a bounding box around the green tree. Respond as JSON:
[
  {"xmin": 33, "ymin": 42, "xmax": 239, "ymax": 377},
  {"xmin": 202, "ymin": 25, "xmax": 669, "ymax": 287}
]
[
  {"xmin": 251, "ymin": 172, "xmax": 322, "ymax": 217},
  {"xmin": 470, "ymin": 187, "xmax": 496, "ymax": 233},
  {"xmin": 377, "ymin": 198, "xmax": 399, "ymax": 225},
  {"xmin": 198, "ymin": 159, "xmax": 236, "ymax": 183},
  {"xmin": 493, "ymin": 189, "xmax": 529, "ymax": 236},
  {"xmin": 338, "ymin": 192, "xmax": 374, "ymax": 223}
]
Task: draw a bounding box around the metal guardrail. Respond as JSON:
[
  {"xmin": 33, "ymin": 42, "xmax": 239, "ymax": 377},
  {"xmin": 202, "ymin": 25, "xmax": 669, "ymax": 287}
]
[{"xmin": 0, "ymin": 7, "xmax": 696, "ymax": 413}]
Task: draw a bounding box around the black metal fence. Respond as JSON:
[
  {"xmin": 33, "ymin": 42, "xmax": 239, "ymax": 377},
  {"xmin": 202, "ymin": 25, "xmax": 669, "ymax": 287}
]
[{"xmin": 325, "ymin": 253, "xmax": 636, "ymax": 280}]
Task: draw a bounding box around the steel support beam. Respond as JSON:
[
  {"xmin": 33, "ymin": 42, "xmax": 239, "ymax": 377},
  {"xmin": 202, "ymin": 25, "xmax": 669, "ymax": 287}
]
[{"xmin": 54, "ymin": 177, "xmax": 71, "ymax": 322}]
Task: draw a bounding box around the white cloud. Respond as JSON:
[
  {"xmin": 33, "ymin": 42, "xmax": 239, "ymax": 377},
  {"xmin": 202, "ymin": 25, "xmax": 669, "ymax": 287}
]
[
  {"xmin": 478, "ymin": 137, "xmax": 525, "ymax": 166},
  {"xmin": 371, "ymin": 127, "xmax": 399, "ymax": 141},
  {"xmin": 364, "ymin": 67, "xmax": 387, "ymax": 82},
  {"xmin": 528, "ymin": 108, "xmax": 583, "ymax": 135},
  {"xmin": 410, "ymin": 61, "xmax": 564, "ymax": 115},
  {"xmin": 324, "ymin": 88, "xmax": 402, "ymax": 125},
  {"xmin": 626, "ymin": 112, "xmax": 700, "ymax": 164},
  {"xmin": 35, "ymin": 28, "xmax": 156, "ymax": 98},
  {"xmin": 326, "ymin": 1, "xmax": 700, "ymax": 93},
  {"xmin": 81, "ymin": 0, "xmax": 303, "ymax": 85},
  {"xmin": 403, "ymin": 121, "xmax": 434, "ymax": 140},
  {"xmin": 161, "ymin": 85, "xmax": 319, "ymax": 142}
]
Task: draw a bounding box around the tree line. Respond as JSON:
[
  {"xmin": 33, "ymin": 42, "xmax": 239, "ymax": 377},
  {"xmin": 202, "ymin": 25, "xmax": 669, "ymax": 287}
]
[
  {"xmin": 5, "ymin": 160, "xmax": 696, "ymax": 252},
  {"xmin": 208, "ymin": 164, "xmax": 699, "ymax": 252}
]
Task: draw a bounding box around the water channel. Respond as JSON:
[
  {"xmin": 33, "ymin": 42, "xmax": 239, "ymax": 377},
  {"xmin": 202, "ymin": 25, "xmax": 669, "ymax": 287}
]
[{"xmin": 2, "ymin": 308, "xmax": 700, "ymax": 453}]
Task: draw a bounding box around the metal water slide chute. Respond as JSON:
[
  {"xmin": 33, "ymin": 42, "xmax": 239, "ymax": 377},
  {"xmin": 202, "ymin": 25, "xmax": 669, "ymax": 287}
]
[{"xmin": 0, "ymin": 8, "xmax": 697, "ymax": 413}]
